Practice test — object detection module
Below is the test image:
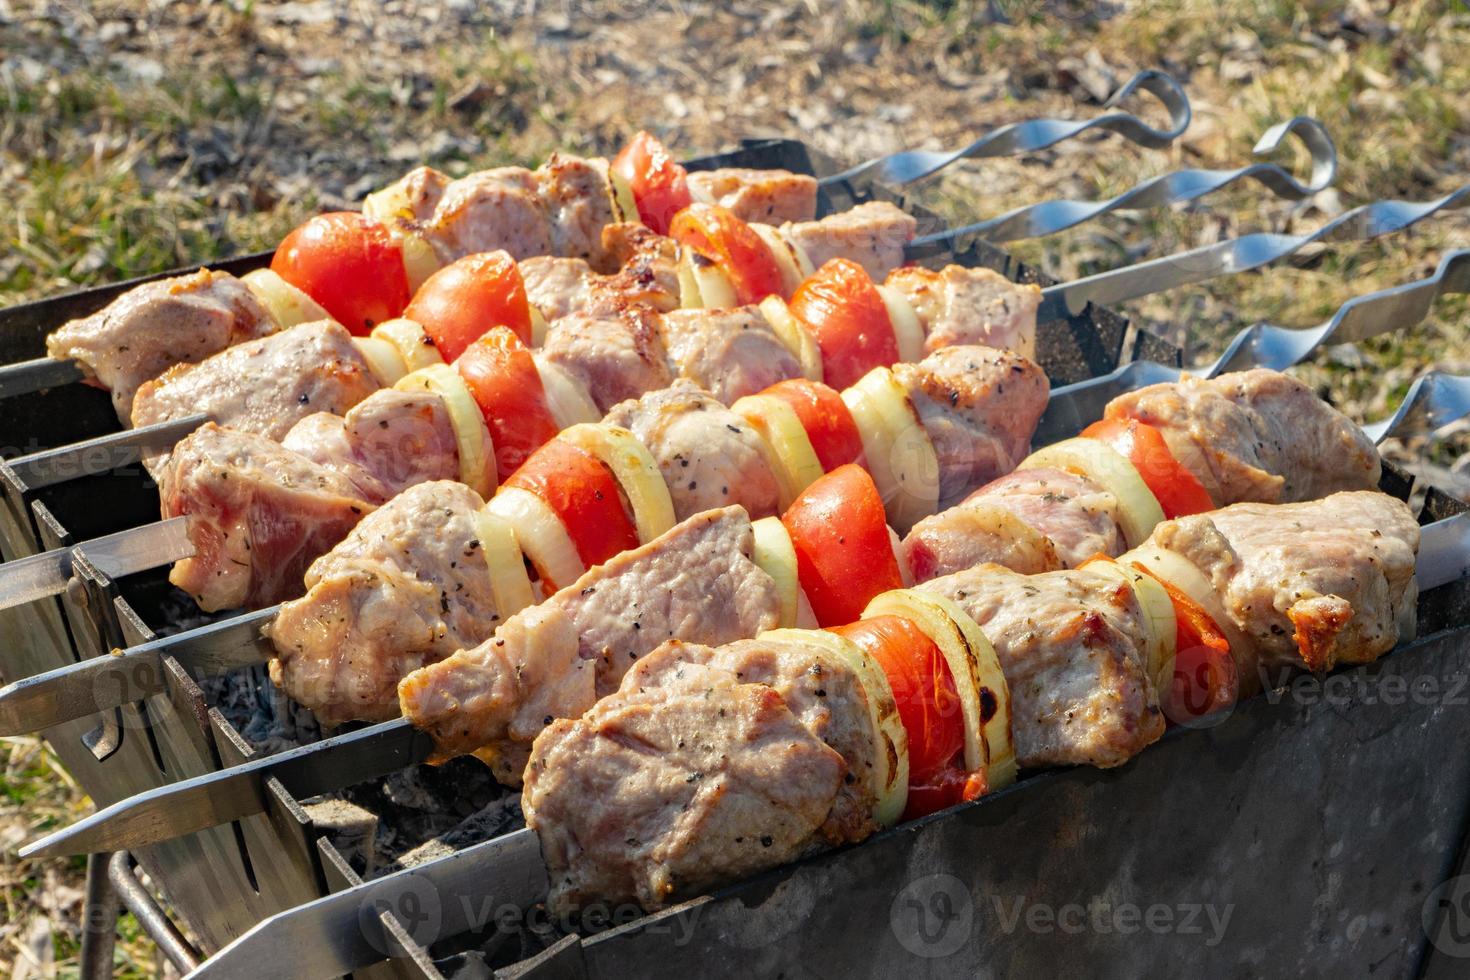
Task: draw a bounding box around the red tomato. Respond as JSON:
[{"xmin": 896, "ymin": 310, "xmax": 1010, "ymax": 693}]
[
  {"xmin": 1083, "ymin": 416, "xmax": 1214, "ymax": 518},
  {"xmin": 403, "ymin": 252, "xmax": 533, "ymax": 362},
  {"xmin": 613, "ymin": 131, "xmax": 692, "ymax": 236},
  {"xmin": 454, "ymin": 329, "xmax": 561, "ymax": 480},
  {"xmin": 506, "ymin": 440, "xmax": 639, "ymax": 570},
  {"xmin": 669, "ymin": 203, "xmax": 785, "ymax": 306},
  {"xmin": 761, "ymin": 378, "xmax": 865, "ymax": 471},
  {"xmin": 903, "ymin": 768, "xmax": 987, "ymax": 820},
  {"xmin": 1132, "ymin": 562, "xmax": 1238, "ymax": 725},
  {"xmin": 788, "ymin": 258, "xmax": 896, "ymax": 390},
  {"xmin": 271, "ymin": 212, "xmax": 410, "ymax": 334},
  {"xmin": 781, "ymin": 464, "xmax": 902, "ymax": 626}
]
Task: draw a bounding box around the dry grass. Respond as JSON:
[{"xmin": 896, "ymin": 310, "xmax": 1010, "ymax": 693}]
[{"xmin": 1, "ymin": 0, "xmax": 1466, "ymax": 971}]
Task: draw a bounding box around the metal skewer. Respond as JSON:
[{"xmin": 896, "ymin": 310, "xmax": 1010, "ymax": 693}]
[{"xmin": 822, "ymin": 68, "xmax": 1190, "ymax": 187}]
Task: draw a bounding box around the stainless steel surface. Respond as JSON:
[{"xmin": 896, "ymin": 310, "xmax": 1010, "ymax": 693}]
[
  {"xmin": 109, "ymin": 851, "xmax": 202, "ymax": 974},
  {"xmin": 20, "ymin": 718, "xmax": 433, "ymax": 859},
  {"xmin": 6, "ymin": 412, "xmax": 210, "ymax": 490},
  {"xmin": 0, "ymin": 606, "xmax": 278, "ymax": 736},
  {"xmin": 1418, "ymin": 512, "xmax": 1470, "ymax": 592},
  {"xmin": 0, "ymin": 516, "xmax": 193, "ymax": 612},
  {"xmin": 0, "ymin": 355, "xmax": 84, "ymax": 399},
  {"xmin": 186, "ymin": 829, "xmax": 549, "ymax": 980},
  {"xmin": 1035, "ymin": 185, "xmax": 1470, "ymax": 323},
  {"xmin": 78, "ymin": 852, "xmax": 120, "ymax": 980},
  {"xmin": 823, "ymin": 69, "xmax": 1190, "ymax": 187},
  {"xmin": 1361, "ymin": 370, "xmax": 1470, "ymax": 444},
  {"xmin": 1208, "ymin": 248, "xmax": 1470, "ymax": 377},
  {"xmin": 910, "ymin": 116, "xmax": 1336, "ymax": 248}
]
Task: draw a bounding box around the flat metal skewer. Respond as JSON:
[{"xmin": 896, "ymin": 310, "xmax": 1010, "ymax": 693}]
[
  {"xmin": 0, "ymin": 355, "xmax": 85, "ymax": 398},
  {"xmin": 0, "ymin": 516, "xmax": 194, "ymax": 612}
]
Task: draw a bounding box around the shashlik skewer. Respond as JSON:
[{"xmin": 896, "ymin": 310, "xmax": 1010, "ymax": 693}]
[{"xmin": 15, "ymin": 347, "xmax": 1437, "ymax": 858}]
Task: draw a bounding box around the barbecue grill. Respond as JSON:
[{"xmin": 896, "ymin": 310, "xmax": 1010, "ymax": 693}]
[{"xmin": 2, "ymin": 101, "xmax": 1468, "ymax": 980}]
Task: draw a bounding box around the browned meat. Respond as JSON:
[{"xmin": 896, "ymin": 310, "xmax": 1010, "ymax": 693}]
[
  {"xmin": 423, "ymin": 168, "xmax": 553, "ymax": 263},
  {"xmin": 46, "ymin": 268, "xmax": 277, "ymax": 422},
  {"xmin": 159, "ymin": 423, "xmax": 374, "ymax": 613},
  {"xmin": 363, "ymin": 166, "xmax": 449, "ymax": 222},
  {"xmin": 780, "ymin": 201, "xmax": 918, "ymax": 279},
  {"xmin": 604, "ymin": 382, "xmax": 782, "ymax": 521},
  {"xmin": 979, "ymin": 469, "xmax": 1124, "ymax": 567},
  {"xmin": 1105, "ymin": 369, "xmax": 1381, "ymax": 505},
  {"xmin": 658, "ymin": 307, "xmax": 803, "ymax": 403},
  {"xmin": 538, "ymin": 311, "xmax": 674, "ymax": 414},
  {"xmin": 398, "ymin": 506, "xmax": 781, "ymax": 782},
  {"xmin": 901, "ymin": 497, "xmax": 1063, "ymax": 583},
  {"xmin": 267, "ymin": 481, "xmax": 502, "ymax": 725},
  {"xmin": 892, "ymin": 345, "xmax": 1050, "ymax": 510},
  {"xmin": 526, "ymin": 650, "xmax": 845, "ymax": 912},
  {"xmin": 526, "ymin": 633, "xmax": 879, "ymax": 912},
  {"xmin": 519, "ymin": 225, "xmax": 681, "ymax": 322},
  {"xmin": 919, "ymin": 563, "xmax": 1164, "ymax": 769},
  {"xmin": 884, "ymin": 265, "xmax": 1040, "ymax": 357},
  {"xmin": 519, "ymin": 257, "xmax": 593, "ymax": 322},
  {"xmin": 1145, "ymin": 491, "xmax": 1419, "ymax": 675},
  {"xmin": 281, "ymin": 389, "xmax": 461, "ymax": 504},
  {"xmin": 534, "ymin": 154, "xmax": 620, "ymax": 271},
  {"xmin": 130, "ymin": 320, "xmax": 379, "ymax": 478},
  {"xmin": 685, "ymin": 168, "xmax": 819, "ymax": 223}
]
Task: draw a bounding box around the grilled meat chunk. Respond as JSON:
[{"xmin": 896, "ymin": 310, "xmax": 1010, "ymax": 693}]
[
  {"xmin": 1105, "ymin": 369, "xmax": 1381, "ymax": 505},
  {"xmin": 604, "ymin": 382, "xmax": 782, "ymax": 521},
  {"xmin": 399, "ymin": 507, "xmax": 781, "ymax": 782},
  {"xmin": 519, "ymin": 257, "xmax": 593, "ymax": 323},
  {"xmin": 281, "ymin": 389, "xmax": 461, "ymax": 504},
  {"xmin": 46, "ymin": 268, "xmax": 277, "ymax": 423},
  {"xmin": 1145, "ymin": 491, "xmax": 1419, "ymax": 676},
  {"xmin": 159, "ymin": 423, "xmax": 374, "ymax": 613},
  {"xmin": 364, "ymin": 165, "xmax": 449, "ymax": 222},
  {"xmin": 780, "ymin": 201, "xmax": 917, "ymax": 279},
  {"xmin": 130, "ymin": 320, "xmax": 380, "ymax": 476},
  {"xmin": 538, "ymin": 310, "xmax": 674, "ymax": 414},
  {"xmin": 885, "ymin": 264, "xmax": 1040, "ymax": 359},
  {"xmin": 535, "ymin": 155, "xmax": 620, "ymax": 271},
  {"xmin": 658, "ymin": 307, "xmax": 803, "ymax": 403},
  {"xmin": 892, "ymin": 345, "xmax": 1050, "ymax": 510},
  {"xmin": 686, "ymin": 167, "xmax": 819, "ymax": 223},
  {"xmin": 519, "ymin": 225, "xmax": 681, "ymax": 322},
  {"xmin": 526, "ymin": 633, "xmax": 879, "ymax": 913},
  {"xmin": 267, "ymin": 481, "xmax": 502, "ymax": 726},
  {"xmin": 920, "ymin": 563, "xmax": 1164, "ymax": 769}
]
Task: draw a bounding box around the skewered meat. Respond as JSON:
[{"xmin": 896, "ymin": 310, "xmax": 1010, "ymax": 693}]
[
  {"xmin": 267, "ymin": 481, "xmax": 502, "ymax": 726},
  {"xmin": 46, "ymin": 268, "xmax": 277, "ymax": 423},
  {"xmin": 398, "ymin": 506, "xmax": 781, "ymax": 782},
  {"xmin": 918, "ymin": 563, "xmax": 1164, "ymax": 769},
  {"xmin": 1143, "ymin": 491, "xmax": 1419, "ymax": 675},
  {"xmin": 130, "ymin": 320, "xmax": 380, "ymax": 477},
  {"xmin": 281, "ymin": 389, "xmax": 462, "ymax": 504},
  {"xmin": 535, "ymin": 155, "xmax": 622, "ymax": 270},
  {"xmin": 685, "ymin": 167, "xmax": 819, "ymax": 224},
  {"xmin": 519, "ymin": 257, "xmax": 593, "ymax": 322},
  {"xmin": 885, "ymin": 265, "xmax": 1042, "ymax": 358},
  {"xmin": 520, "ymin": 226, "xmax": 683, "ymax": 323},
  {"xmin": 780, "ymin": 201, "xmax": 918, "ymax": 280},
  {"xmin": 893, "ymin": 345, "xmax": 1050, "ymax": 509},
  {"xmin": 1106, "ymin": 368, "xmax": 1381, "ymax": 505},
  {"xmin": 903, "ymin": 467, "xmax": 1123, "ymax": 581},
  {"xmin": 658, "ymin": 307, "xmax": 802, "ymax": 404},
  {"xmin": 604, "ymin": 382, "xmax": 782, "ymax": 521},
  {"xmin": 159, "ymin": 423, "xmax": 375, "ymax": 612},
  {"xmin": 525, "ymin": 633, "xmax": 878, "ymax": 913},
  {"xmin": 538, "ymin": 311, "xmax": 676, "ymax": 414},
  {"xmin": 364, "ymin": 165, "xmax": 449, "ymax": 222}
]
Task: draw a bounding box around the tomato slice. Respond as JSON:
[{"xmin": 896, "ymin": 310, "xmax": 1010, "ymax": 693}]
[
  {"xmin": 505, "ymin": 440, "xmax": 639, "ymax": 568},
  {"xmin": 454, "ymin": 328, "xmax": 561, "ymax": 481},
  {"xmin": 1131, "ymin": 562, "xmax": 1237, "ymax": 724},
  {"xmin": 404, "ymin": 251, "xmax": 533, "ymax": 362},
  {"xmin": 668, "ymin": 203, "xmax": 785, "ymax": 306},
  {"xmin": 612, "ymin": 131, "xmax": 693, "ymax": 236},
  {"xmin": 902, "ymin": 768, "xmax": 988, "ymax": 820},
  {"xmin": 788, "ymin": 258, "xmax": 897, "ymax": 390},
  {"xmin": 761, "ymin": 378, "xmax": 865, "ymax": 471},
  {"xmin": 271, "ymin": 212, "xmax": 410, "ymax": 334},
  {"xmin": 781, "ymin": 464, "xmax": 902, "ymax": 626},
  {"xmin": 1081, "ymin": 416, "xmax": 1214, "ymax": 519}
]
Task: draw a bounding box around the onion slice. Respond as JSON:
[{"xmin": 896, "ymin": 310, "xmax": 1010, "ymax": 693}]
[
  {"xmin": 606, "ymin": 165, "xmax": 642, "ymax": 226},
  {"xmin": 730, "ymin": 394, "xmax": 825, "ymax": 509},
  {"xmin": 750, "ymin": 516, "xmax": 801, "ymax": 628},
  {"xmin": 531, "ymin": 355, "xmax": 600, "ymax": 430},
  {"xmin": 394, "ymin": 363, "xmax": 496, "ymax": 497},
  {"xmin": 486, "ymin": 486, "xmax": 584, "ymax": 597},
  {"xmin": 352, "ymin": 337, "xmax": 408, "ymax": 386},
  {"xmin": 750, "ymin": 223, "xmax": 805, "ymax": 297},
  {"xmin": 761, "ymin": 627, "xmax": 909, "ymax": 826},
  {"xmin": 876, "ymin": 284, "xmax": 925, "ymax": 364},
  {"xmin": 557, "ymin": 424, "xmax": 676, "ymax": 544},
  {"xmin": 862, "ymin": 589, "xmax": 1017, "ymax": 792},
  {"xmin": 241, "ymin": 268, "xmax": 334, "ymax": 328},
  {"xmin": 399, "ymin": 229, "xmax": 441, "ymax": 295},
  {"xmin": 1019, "ymin": 438, "xmax": 1165, "ymax": 548},
  {"xmin": 372, "ymin": 318, "xmax": 445, "ymax": 372},
  {"xmin": 1081, "ymin": 558, "xmax": 1178, "ymax": 701},
  {"xmin": 840, "ymin": 366, "xmax": 940, "ymax": 533},
  {"xmin": 677, "ymin": 248, "xmax": 737, "ymax": 309},
  {"xmin": 528, "ymin": 306, "xmax": 549, "ymax": 347},
  {"xmin": 471, "ymin": 507, "xmax": 536, "ymax": 621},
  {"xmin": 1119, "ymin": 542, "xmax": 1255, "ymax": 685},
  {"xmin": 758, "ymin": 295, "xmax": 823, "ymax": 382}
]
